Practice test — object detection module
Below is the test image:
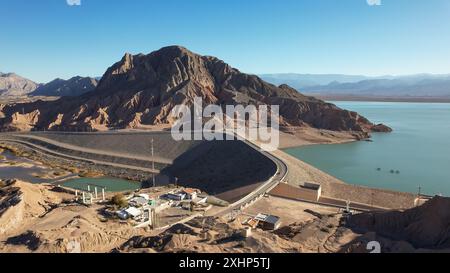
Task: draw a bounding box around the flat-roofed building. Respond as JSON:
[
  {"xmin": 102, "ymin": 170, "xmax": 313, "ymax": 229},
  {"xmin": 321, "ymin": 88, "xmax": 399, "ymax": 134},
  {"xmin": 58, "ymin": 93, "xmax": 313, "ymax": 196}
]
[{"xmin": 254, "ymin": 213, "xmax": 281, "ymax": 230}]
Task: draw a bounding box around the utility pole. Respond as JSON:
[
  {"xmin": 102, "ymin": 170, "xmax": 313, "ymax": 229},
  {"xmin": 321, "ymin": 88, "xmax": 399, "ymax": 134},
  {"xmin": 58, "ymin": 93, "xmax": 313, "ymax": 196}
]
[{"xmin": 151, "ymin": 138, "xmax": 155, "ymax": 187}]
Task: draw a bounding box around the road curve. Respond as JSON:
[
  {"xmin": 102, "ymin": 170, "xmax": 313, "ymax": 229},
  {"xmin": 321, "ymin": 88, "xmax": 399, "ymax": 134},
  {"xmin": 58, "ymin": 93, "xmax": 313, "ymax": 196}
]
[
  {"xmin": 214, "ymin": 137, "xmax": 289, "ymax": 217},
  {"xmin": 0, "ymin": 130, "xmax": 289, "ymax": 218}
]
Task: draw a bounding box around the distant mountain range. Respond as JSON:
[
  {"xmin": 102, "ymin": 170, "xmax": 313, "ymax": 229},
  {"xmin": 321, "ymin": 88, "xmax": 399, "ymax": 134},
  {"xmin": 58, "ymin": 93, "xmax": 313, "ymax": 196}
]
[
  {"xmin": 0, "ymin": 72, "xmax": 40, "ymax": 96},
  {"xmin": 0, "ymin": 72, "xmax": 97, "ymax": 97},
  {"xmin": 31, "ymin": 76, "xmax": 98, "ymax": 97},
  {"xmin": 3, "ymin": 71, "xmax": 449, "ymax": 100},
  {"xmin": 260, "ymin": 73, "xmax": 450, "ymax": 98},
  {"xmin": 259, "ymin": 74, "xmax": 371, "ymax": 89}
]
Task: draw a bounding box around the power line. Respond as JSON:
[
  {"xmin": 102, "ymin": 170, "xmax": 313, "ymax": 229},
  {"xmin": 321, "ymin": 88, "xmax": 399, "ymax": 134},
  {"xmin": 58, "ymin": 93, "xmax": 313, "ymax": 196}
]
[{"xmin": 151, "ymin": 138, "xmax": 155, "ymax": 187}]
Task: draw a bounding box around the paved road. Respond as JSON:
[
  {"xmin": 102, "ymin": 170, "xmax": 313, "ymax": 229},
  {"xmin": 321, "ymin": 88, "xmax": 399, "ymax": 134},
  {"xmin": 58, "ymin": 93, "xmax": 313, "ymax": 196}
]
[{"xmin": 213, "ymin": 137, "xmax": 289, "ymax": 217}]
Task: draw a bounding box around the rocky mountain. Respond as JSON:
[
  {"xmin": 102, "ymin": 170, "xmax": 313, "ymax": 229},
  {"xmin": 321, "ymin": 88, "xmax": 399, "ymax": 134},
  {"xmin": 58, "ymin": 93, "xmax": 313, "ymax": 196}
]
[
  {"xmin": 347, "ymin": 196, "xmax": 450, "ymax": 249},
  {"xmin": 0, "ymin": 46, "xmax": 391, "ymax": 133},
  {"xmin": 0, "ymin": 72, "xmax": 40, "ymax": 97},
  {"xmin": 31, "ymin": 76, "xmax": 98, "ymax": 97}
]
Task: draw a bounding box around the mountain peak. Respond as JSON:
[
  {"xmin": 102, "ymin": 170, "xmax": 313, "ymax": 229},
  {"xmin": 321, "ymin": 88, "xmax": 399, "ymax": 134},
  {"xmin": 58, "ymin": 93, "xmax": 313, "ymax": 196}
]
[
  {"xmin": 1, "ymin": 46, "xmax": 390, "ymax": 134},
  {"xmin": 0, "ymin": 72, "xmax": 39, "ymax": 96},
  {"xmin": 155, "ymin": 45, "xmax": 193, "ymax": 55},
  {"xmin": 31, "ymin": 76, "xmax": 98, "ymax": 97}
]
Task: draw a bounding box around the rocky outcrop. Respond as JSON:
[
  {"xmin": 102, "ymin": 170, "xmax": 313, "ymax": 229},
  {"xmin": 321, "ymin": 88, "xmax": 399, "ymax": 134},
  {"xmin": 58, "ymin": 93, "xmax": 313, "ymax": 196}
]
[
  {"xmin": 0, "ymin": 73, "xmax": 40, "ymax": 97},
  {"xmin": 0, "ymin": 46, "xmax": 391, "ymax": 134},
  {"xmin": 6, "ymin": 110, "xmax": 40, "ymax": 131},
  {"xmin": 371, "ymin": 123, "xmax": 393, "ymax": 132},
  {"xmin": 347, "ymin": 196, "xmax": 450, "ymax": 249},
  {"xmin": 0, "ymin": 104, "xmax": 5, "ymax": 118},
  {"xmin": 31, "ymin": 76, "xmax": 98, "ymax": 97}
]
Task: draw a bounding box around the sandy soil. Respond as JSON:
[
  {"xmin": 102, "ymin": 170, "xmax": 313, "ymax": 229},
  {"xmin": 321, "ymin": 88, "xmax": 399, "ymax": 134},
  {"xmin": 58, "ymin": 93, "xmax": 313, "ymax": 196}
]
[
  {"xmin": 0, "ymin": 181, "xmax": 143, "ymax": 253},
  {"xmin": 278, "ymin": 126, "xmax": 358, "ymax": 149},
  {"xmin": 241, "ymin": 196, "xmax": 340, "ymax": 225}
]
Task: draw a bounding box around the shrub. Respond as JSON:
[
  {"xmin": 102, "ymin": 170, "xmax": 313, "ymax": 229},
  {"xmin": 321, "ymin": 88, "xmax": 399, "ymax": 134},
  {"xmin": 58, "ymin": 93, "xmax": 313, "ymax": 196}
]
[{"xmin": 111, "ymin": 193, "xmax": 128, "ymax": 208}]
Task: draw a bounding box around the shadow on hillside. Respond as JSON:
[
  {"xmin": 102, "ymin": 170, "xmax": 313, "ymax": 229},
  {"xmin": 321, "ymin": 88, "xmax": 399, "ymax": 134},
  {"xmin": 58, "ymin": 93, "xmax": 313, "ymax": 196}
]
[{"xmin": 160, "ymin": 139, "xmax": 277, "ymax": 202}]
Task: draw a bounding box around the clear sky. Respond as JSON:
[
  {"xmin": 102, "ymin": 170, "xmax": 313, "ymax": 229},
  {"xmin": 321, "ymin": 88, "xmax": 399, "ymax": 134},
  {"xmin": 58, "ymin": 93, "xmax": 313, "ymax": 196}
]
[{"xmin": 1, "ymin": 0, "xmax": 450, "ymax": 83}]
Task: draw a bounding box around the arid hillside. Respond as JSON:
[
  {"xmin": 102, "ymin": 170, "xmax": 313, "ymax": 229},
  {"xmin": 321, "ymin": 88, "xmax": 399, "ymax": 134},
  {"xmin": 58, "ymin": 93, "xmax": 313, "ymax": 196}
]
[
  {"xmin": 0, "ymin": 46, "xmax": 390, "ymax": 135},
  {"xmin": 346, "ymin": 196, "xmax": 450, "ymax": 250}
]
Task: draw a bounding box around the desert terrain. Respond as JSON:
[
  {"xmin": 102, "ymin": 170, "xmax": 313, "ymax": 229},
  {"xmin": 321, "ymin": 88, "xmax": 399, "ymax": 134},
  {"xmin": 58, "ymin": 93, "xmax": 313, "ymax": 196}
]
[
  {"xmin": 2, "ymin": 179, "xmax": 448, "ymax": 253},
  {"xmin": 0, "ymin": 46, "xmax": 439, "ymax": 254}
]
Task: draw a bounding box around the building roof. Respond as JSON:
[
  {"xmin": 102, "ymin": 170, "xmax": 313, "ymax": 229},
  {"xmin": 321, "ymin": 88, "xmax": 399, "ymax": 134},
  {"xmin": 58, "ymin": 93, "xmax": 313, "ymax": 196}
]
[
  {"xmin": 130, "ymin": 196, "xmax": 148, "ymax": 206},
  {"xmin": 167, "ymin": 192, "xmax": 185, "ymax": 196},
  {"xmin": 265, "ymin": 215, "xmax": 280, "ymax": 225},
  {"xmin": 182, "ymin": 188, "xmax": 198, "ymax": 194},
  {"xmin": 246, "ymin": 218, "xmax": 259, "ymax": 228},
  {"xmin": 125, "ymin": 207, "xmax": 142, "ymax": 217},
  {"xmin": 254, "ymin": 213, "xmax": 280, "ymax": 224},
  {"xmin": 138, "ymin": 193, "xmax": 150, "ymax": 200}
]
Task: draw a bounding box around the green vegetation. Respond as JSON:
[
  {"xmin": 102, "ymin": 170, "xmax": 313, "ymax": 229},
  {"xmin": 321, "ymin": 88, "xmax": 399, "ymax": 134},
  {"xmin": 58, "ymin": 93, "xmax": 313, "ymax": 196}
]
[{"xmin": 111, "ymin": 193, "xmax": 128, "ymax": 208}]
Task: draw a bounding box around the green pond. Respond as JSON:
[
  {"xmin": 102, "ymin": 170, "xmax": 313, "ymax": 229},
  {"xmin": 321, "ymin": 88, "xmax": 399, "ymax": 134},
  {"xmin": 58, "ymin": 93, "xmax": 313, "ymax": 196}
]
[
  {"xmin": 0, "ymin": 150, "xmax": 140, "ymax": 192},
  {"xmin": 284, "ymin": 101, "xmax": 450, "ymax": 197},
  {"xmin": 60, "ymin": 177, "xmax": 141, "ymax": 192}
]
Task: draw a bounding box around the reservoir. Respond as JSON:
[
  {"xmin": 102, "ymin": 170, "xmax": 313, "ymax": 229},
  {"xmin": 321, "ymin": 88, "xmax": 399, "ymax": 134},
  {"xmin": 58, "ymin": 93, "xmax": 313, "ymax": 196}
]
[{"xmin": 284, "ymin": 101, "xmax": 450, "ymax": 196}]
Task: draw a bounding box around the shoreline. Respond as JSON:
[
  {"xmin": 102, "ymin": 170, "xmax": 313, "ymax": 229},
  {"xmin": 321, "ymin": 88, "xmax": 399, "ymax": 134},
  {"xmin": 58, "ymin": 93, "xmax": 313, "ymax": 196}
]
[
  {"xmin": 308, "ymin": 95, "xmax": 450, "ymax": 103},
  {"xmin": 1, "ymin": 131, "xmax": 418, "ymax": 210},
  {"xmin": 277, "ymin": 127, "xmax": 360, "ymax": 149}
]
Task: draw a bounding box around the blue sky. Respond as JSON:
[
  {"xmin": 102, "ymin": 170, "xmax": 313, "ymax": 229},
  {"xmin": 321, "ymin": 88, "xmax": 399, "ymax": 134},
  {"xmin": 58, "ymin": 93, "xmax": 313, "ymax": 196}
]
[{"xmin": 1, "ymin": 0, "xmax": 450, "ymax": 83}]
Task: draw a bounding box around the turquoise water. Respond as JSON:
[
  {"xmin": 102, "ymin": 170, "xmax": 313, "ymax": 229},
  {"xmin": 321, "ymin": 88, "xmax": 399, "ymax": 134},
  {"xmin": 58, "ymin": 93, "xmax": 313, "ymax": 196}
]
[
  {"xmin": 284, "ymin": 102, "xmax": 450, "ymax": 196},
  {"xmin": 60, "ymin": 177, "xmax": 141, "ymax": 192}
]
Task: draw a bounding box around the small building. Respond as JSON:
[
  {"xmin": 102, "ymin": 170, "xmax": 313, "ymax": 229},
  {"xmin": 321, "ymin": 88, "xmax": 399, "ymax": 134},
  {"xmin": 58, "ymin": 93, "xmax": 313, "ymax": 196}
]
[
  {"xmin": 245, "ymin": 218, "xmax": 260, "ymax": 229},
  {"xmin": 300, "ymin": 182, "xmax": 322, "ymax": 201},
  {"xmin": 129, "ymin": 196, "xmax": 148, "ymax": 207},
  {"xmin": 125, "ymin": 207, "xmax": 143, "ymax": 220},
  {"xmin": 162, "ymin": 192, "xmax": 186, "ymax": 201},
  {"xmin": 254, "ymin": 213, "xmax": 281, "ymax": 230},
  {"xmin": 182, "ymin": 188, "xmax": 198, "ymax": 200},
  {"xmin": 240, "ymin": 227, "xmax": 252, "ymax": 238}
]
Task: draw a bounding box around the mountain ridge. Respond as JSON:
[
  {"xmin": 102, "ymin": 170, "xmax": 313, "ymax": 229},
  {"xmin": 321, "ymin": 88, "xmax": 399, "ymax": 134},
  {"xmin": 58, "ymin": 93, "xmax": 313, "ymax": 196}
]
[
  {"xmin": 31, "ymin": 76, "xmax": 98, "ymax": 97},
  {"xmin": 261, "ymin": 73, "xmax": 450, "ymax": 98},
  {"xmin": 0, "ymin": 46, "xmax": 391, "ymax": 135},
  {"xmin": 0, "ymin": 72, "xmax": 40, "ymax": 96}
]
